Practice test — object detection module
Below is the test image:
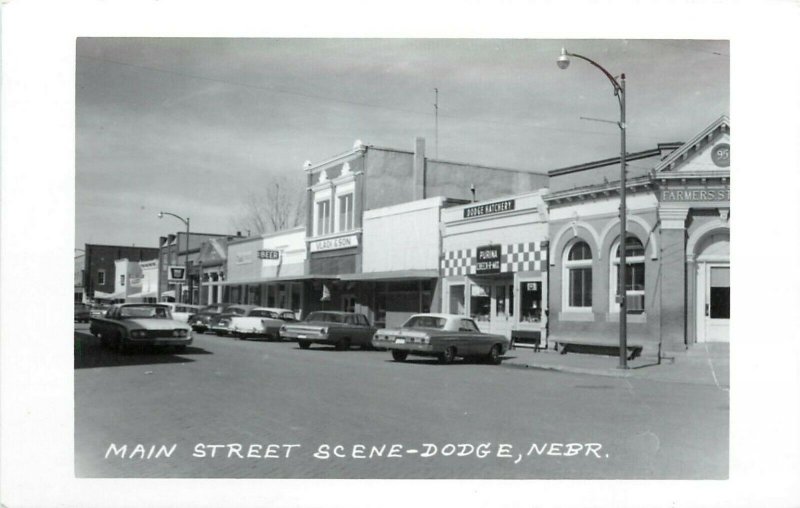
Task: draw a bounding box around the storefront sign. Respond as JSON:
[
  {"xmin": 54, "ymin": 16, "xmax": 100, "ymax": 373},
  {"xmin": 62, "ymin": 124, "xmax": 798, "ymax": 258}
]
[
  {"xmin": 463, "ymin": 199, "xmax": 515, "ymax": 219},
  {"xmin": 660, "ymin": 186, "xmax": 729, "ymax": 202},
  {"xmin": 128, "ymin": 277, "xmax": 143, "ymax": 287},
  {"xmin": 167, "ymin": 266, "xmax": 185, "ymax": 282},
  {"xmin": 234, "ymin": 252, "xmax": 253, "ymax": 265},
  {"xmin": 475, "ymin": 244, "xmax": 501, "ymax": 274},
  {"xmin": 258, "ymin": 249, "xmax": 281, "ymax": 260},
  {"xmin": 310, "ymin": 234, "xmax": 359, "ymax": 253}
]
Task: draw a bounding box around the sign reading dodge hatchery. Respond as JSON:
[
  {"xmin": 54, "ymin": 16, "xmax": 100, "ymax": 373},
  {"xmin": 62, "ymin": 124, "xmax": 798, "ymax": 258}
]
[
  {"xmin": 167, "ymin": 266, "xmax": 186, "ymax": 282},
  {"xmin": 660, "ymin": 185, "xmax": 730, "ymax": 202},
  {"xmin": 310, "ymin": 234, "xmax": 359, "ymax": 253},
  {"xmin": 463, "ymin": 199, "xmax": 515, "ymax": 219},
  {"xmin": 475, "ymin": 244, "xmax": 501, "ymax": 274}
]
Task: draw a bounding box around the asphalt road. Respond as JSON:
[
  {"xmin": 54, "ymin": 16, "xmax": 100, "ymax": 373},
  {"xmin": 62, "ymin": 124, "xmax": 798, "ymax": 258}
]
[{"xmin": 74, "ymin": 325, "xmax": 729, "ymax": 479}]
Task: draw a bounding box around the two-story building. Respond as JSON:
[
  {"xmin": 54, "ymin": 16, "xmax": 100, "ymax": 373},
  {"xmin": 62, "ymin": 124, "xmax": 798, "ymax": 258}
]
[
  {"xmin": 157, "ymin": 232, "xmax": 231, "ymax": 303},
  {"xmin": 83, "ymin": 244, "xmax": 159, "ymax": 301},
  {"xmin": 301, "ymin": 137, "xmax": 550, "ymax": 326}
]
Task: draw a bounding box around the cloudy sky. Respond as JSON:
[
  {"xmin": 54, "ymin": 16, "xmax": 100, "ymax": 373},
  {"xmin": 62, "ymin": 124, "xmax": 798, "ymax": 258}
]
[{"xmin": 76, "ymin": 38, "xmax": 729, "ymax": 249}]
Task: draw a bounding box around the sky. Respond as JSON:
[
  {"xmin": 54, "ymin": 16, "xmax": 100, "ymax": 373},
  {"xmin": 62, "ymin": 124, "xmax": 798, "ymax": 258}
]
[{"xmin": 75, "ymin": 38, "xmax": 729, "ymax": 250}]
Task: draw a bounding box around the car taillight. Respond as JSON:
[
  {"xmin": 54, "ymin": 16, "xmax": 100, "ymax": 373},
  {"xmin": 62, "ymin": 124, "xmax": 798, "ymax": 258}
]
[{"xmin": 321, "ymin": 327, "xmax": 328, "ymax": 335}]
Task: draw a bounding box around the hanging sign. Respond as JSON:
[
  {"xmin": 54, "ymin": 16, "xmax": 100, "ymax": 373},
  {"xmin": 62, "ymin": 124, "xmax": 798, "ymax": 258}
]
[
  {"xmin": 475, "ymin": 244, "xmax": 501, "ymax": 274},
  {"xmin": 168, "ymin": 266, "xmax": 186, "ymax": 282}
]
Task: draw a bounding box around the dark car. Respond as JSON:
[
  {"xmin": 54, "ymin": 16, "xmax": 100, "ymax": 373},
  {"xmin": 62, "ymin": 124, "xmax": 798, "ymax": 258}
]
[
  {"xmin": 188, "ymin": 304, "xmax": 230, "ymax": 333},
  {"xmin": 208, "ymin": 304, "xmax": 259, "ymax": 336},
  {"xmin": 89, "ymin": 303, "xmax": 192, "ymax": 354},
  {"xmin": 74, "ymin": 302, "xmax": 91, "ymax": 323},
  {"xmin": 279, "ymin": 311, "xmax": 377, "ymax": 350}
]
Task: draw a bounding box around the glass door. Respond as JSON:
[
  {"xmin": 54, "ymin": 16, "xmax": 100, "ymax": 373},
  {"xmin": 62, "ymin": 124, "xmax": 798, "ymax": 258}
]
[
  {"xmin": 490, "ymin": 281, "xmax": 514, "ymax": 339},
  {"xmin": 704, "ymin": 264, "xmax": 730, "ymax": 342}
]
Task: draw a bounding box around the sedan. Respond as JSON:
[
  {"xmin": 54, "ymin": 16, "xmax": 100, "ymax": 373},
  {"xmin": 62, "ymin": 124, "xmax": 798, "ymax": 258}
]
[
  {"xmin": 279, "ymin": 311, "xmax": 376, "ymax": 351},
  {"xmin": 372, "ymin": 313, "xmax": 510, "ymax": 365}
]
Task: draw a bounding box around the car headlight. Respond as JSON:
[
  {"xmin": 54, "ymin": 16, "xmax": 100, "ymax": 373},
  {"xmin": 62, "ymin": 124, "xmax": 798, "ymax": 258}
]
[
  {"xmin": 173, "ymin": 329, "xmax": 188, "ymax": 337},
  {"xmin": 420, "ymin": 336, "xmax": 430, "ymax": 344},
  {"xmin": 131, "ymin": 330, "xmax": 146, "ymax": 338},
  {"xmin": 320, "ymin": 327, "xmax": 328, "ymax": 335},
  {"xmin": 279, "ymin": 325, "xmax": 287, "ymax": 333}
]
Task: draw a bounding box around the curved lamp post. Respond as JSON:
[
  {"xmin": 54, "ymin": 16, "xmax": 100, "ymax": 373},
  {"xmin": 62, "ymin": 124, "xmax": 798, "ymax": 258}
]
[
  {"xmin": 158, "ymin": 211, "xmax": 191, "ymax": 304},
  {"xmin": 557, "ymin": 47, "xmax": 629, "ymax": 369}
]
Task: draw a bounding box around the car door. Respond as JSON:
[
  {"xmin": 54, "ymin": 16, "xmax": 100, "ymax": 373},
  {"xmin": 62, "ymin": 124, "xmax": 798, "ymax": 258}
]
[
  {"xmin": 354, "ymin": 314, "xmax": 374, "ymax": 345},
  {"xmin": 459, "ymin": 318, "xmax": 487, "ymax": 355}
]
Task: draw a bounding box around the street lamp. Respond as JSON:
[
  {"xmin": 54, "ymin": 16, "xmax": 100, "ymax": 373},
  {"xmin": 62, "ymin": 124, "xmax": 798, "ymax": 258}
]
[
  {"xmin": 158, "ymin": 211, "xmax": 191, "ymax": 304},
  {"xmin": 557, "ymin": 47, "xmax": 629, "ymax": 369}
]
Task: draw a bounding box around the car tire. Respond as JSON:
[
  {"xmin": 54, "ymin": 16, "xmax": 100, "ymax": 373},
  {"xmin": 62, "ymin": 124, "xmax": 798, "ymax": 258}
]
[
  {"xmin": 391, "ymin": 350, "xmax": 408, "ymax": 362},
  {"xmin": 298, "ymin": 340, "xmax": 311, "ymax": 350},
  {"xmin": 336, "ymin": 338, "xmax": 351, "ymax": 351},
  {"xmin": 486, "ymin": 344, "xmax": 502, "ymax": 365},
  {"xmin": 438, "ymin": 346, "xmax": 456, "ymax": 364}
]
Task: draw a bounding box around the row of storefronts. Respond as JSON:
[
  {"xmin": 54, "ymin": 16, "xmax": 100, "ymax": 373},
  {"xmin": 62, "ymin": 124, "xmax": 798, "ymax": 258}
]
[
  {"xmin": 186, "ymin": 116, "xmax": 730, "ymax": 352},
  {"xmin": 91, "ymin": 116, "xmax": 729, "ymax": 353}
]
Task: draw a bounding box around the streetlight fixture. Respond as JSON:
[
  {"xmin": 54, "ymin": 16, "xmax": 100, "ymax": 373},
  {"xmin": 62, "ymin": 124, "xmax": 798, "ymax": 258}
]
[
  {"xmin": 158, "ymin": 211, "xmax": 191, "ymax": 304},
  {"xmin": 557, "ymin": 47, "xmax": 629, "ymax": 369}
]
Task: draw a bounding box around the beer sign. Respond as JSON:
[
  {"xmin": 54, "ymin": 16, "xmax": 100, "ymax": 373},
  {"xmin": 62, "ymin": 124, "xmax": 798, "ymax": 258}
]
[{"xmin": 168, "ymin": 266, "xmax": 186, "ymax": 282}]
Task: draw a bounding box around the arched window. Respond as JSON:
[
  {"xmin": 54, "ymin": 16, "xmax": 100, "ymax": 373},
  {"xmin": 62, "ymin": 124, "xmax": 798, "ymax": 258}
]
[
  {"xmin": 610, "ymin": 236, "xmax": 645, "ymax": 314},
  {"xmin": 564, "ymin": 241, "xmax": 592, "ymax": 310}
]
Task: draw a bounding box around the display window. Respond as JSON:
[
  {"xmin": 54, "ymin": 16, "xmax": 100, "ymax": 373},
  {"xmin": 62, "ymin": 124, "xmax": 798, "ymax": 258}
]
[
  {"xmin": 470, "ymin": 283, "xmax": 491, "ymax": 322},
  {"xmin": 564, "ymin": 240, "xmax": 592, "ymax": 310},
  {"xmin": 610, "ymin": 236, "xmax": 645, "ymax": 314},
  {"xmin": 520, "ymin": 280, "xmax": 543, "ymax": 323}
]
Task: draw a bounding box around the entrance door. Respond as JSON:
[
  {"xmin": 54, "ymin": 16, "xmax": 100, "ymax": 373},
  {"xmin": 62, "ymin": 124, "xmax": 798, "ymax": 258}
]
[
  {"xmin": 490, "ymin": 282, "xmax": 514, "ymax": 339},
  {"xmin": 703, "ymin": 264, "xmax": 730, "ymax": 342}
]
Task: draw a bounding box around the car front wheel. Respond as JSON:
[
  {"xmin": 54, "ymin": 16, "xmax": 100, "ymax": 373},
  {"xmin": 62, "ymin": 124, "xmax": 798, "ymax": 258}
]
[
  {"xmin": 336, "ymin": 338, "xmax": 351, "ymax": 351},
  {"xmin": 438, "ymin": 346, "xmax": 456, "ymax": 364},
  {"xmin": 391, "ymin": 350, "xmax": 408, "ymax": 362},
  {"xmin": 486, "ymin": 344, "xmax": 502, "ymax": 365},
  {"xmin": 298, "ymin": 340, "xmax": 311, "ymax": 349}
]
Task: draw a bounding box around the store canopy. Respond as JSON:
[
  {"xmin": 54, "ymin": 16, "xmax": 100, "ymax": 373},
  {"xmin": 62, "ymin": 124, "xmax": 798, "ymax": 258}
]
[
  {"xmin": 127, "ymin": 289, "xmax": 157, "ymax": 299},
  {"xmin": 92, "ymin": 290, "xmax": 126, "ymax": 300},
  {"xmin": 161, "ymin": 290, "xmax": 176, "ymax": 298},
  {"xmin": 212, "ymin": 274, "xmax": 338, "ymax": 286},
  {"xmin": 337, "ymin": 269, "xmax": 439, "ymax": 281}
]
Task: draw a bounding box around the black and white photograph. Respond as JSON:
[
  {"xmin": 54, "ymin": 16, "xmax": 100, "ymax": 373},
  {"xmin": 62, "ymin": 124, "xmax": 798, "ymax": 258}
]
[{"xmin": 2, "ymin": 1, "xmax": 800, "ymax": 507}]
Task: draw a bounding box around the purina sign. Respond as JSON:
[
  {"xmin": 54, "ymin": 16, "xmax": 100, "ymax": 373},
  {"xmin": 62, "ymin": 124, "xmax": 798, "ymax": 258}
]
[
  {"xmin": 475, "ymin": 244, "xmax": 501, "ymax": 274},
  {"xmin": 310, "ymin": 234, "xmax": 359, "ymax": 253}
]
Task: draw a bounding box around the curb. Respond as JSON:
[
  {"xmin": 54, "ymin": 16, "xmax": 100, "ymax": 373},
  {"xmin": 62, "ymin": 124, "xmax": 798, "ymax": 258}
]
[{"xmin": 502, "ymin": 361, "xmax": 632, "ymax": 378}]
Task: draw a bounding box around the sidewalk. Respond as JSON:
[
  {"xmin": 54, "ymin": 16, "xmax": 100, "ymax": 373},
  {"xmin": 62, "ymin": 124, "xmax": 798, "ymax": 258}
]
[{"xmin": 502, "ymin": 343, "xmax": 730, "ymax": 389}]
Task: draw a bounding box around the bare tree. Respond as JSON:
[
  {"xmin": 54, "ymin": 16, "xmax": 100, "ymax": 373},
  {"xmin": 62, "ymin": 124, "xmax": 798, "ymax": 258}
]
[{"xmin": 231, "ymin": 174, "xmax": 306, "ymax": 236}]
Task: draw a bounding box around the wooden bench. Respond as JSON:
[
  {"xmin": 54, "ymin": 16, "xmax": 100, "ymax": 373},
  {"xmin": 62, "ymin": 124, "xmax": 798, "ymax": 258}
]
[{"xmin": 555, "ymin": 339, "xmax": 644, "ymax": 361}]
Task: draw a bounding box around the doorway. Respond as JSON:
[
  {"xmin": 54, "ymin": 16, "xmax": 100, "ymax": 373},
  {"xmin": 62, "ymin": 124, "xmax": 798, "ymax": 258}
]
[{"xmin": 695, "ymin": 231, "xmax": 730, "ymax": 343}]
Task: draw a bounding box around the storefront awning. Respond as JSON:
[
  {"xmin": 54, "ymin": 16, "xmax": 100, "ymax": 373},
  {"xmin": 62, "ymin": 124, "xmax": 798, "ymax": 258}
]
[
  {"xmin": 210, "ymin": 274, "xmax": 338, "ymax": 286},
  {"xmin": 93, "ymin": 290, "xmax": 126, "ymax": 300},
  {"xmin": 337, "ymin": 269, "xmax": 439, "ymax": 281},
  {"xmin": 127, "ymin": 289, "xmax": 157, "ymax": 299},
  {"xmin": 161, "ymin": 290, "xmax": 176, "ymax": 298}
]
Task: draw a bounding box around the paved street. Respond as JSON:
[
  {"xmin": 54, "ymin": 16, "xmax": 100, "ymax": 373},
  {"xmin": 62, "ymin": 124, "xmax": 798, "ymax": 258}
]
[{"xmin": 75, "ymin": 325, "xmax": 728, "ymax": 479}]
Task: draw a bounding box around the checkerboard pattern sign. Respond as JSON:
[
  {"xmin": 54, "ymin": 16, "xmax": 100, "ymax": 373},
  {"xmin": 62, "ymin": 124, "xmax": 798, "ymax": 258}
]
[{"xmin": 441, "ymin": 241, "xmax": 548, "ymax": 276}]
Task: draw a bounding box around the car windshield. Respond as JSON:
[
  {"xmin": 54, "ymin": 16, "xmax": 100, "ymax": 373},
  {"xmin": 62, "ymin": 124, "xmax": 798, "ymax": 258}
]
[
  {"xmin": 402, "ymin": 316, "xmax": 447, "ymax": 330},
  {"xmin": 305, "ymin": 312, "xmax": 344, "ymax": 323},
  {"xmin": 119, "ymin": 306, "xmax": 172, "ymax": 319},
  {"xmin": 250, "ymin": 310, "xmax": 279, "ymax": 318},
  {"xmin": 227, "ymin": 307, "xmax": 248, "ymax": 315}
]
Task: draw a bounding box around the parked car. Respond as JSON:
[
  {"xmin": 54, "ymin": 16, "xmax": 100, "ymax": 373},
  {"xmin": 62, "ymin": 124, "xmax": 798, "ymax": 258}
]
[
  {"xmin": 188, "ymin": 304, "xmax": 230, "ymax": 333},
  {"xmin": 372, "ymin": 313, "xmax": 510, "ymax": 365},
  {"xmin": 230, "ymin": 307, "xmax": 298, "ymax": 341},
  {"xmin": 89, "ymin": 303, "xmax": 192, "ymax": 354},
  {"xmin": 279, "ymin": 311, "xmax": 376, "ymax": 350},
  {"xmin": 208, "ymin": 304, "xmax": 259, "ymax": 336},
  {"xmin": 159, "ymin": 303, "xmax": 202, "ymax": 323},
  {"xmin": 89, "ymin": 303, "xmax": 110, "ymax": 319},
  {"xmin": 74, "ymin": 302, "xmax": 91, "ymax": 323}
]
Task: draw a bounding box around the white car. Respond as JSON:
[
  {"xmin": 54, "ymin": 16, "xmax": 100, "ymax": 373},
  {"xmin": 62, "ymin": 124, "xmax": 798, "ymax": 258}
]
[
  {"xmin": 159, "ymin": 303, "xmax": 202, "ymax": 323},
  {"xmin": 230, "ymin": 307, "xmax": 298, "ymax": 341}
]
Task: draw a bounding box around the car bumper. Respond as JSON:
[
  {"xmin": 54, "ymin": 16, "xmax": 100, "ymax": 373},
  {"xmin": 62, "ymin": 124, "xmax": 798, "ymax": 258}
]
[
  {"xmin": 127, "ymin": 337, "xmax": 193, "ymax": 347},
  {"xmin": 373, "ymin": 340, "xmax": 436, "ymax": 354},
  {"xmin": 280, "ymin": 331, "xmax": 328, "ymax": 342}
]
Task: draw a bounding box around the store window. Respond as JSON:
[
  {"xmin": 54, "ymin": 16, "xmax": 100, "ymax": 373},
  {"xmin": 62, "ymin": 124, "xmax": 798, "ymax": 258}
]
[
  {"xmin": 520, "ymin": 280, "xmax": 542, "ymax": 323},
  {"xmin": 449, "ymin": 284, "xmax": 465, "ymax": 315},
  {"xmin": 97, "ymin": 269, "xmax": 106, "ymax": 285},
  {"xmin": 316, "ymin": 200, "xmax": 331, "ymax": 236},
  {"xmin": 470, "ymin": 283, "xmax": 491, "ymax": 322},
  {"xmin": 610, "ymin": 237, "xmax": 645, "ymax": 314},
  {"xmin": 564, "ymin": 241, "xmax": 592, "ymax": 310},
  {"xmin": 120, "ymin": 274, "xmax": 125, "ymax": 286},
  {"xmin": 338, "ymin": 193, "xmax": 354, "ymax": 232}
]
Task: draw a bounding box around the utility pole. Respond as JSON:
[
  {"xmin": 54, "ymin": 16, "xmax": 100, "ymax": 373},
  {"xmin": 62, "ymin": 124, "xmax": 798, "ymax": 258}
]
[{"xmin": 434, "ymin": 88, "xmax": 439, "ymax": 159}]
